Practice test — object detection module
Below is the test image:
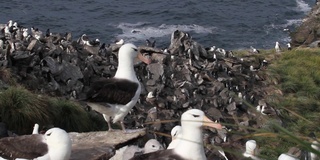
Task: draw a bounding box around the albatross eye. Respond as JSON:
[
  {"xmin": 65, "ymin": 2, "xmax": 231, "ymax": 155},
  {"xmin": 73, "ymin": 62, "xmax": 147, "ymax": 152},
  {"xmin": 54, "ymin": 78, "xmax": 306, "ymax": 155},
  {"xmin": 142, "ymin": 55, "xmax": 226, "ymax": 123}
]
[
  {"xmin": 46, "ymin": 133, "xmax": 52, "ymax": 136},
  {"xmin": 132, "ymin": 47, "xmax": 138, "ymax": 52},
  {"xmin": 192, "ymin": 114, "xmax": 200, "ymax": 118}
]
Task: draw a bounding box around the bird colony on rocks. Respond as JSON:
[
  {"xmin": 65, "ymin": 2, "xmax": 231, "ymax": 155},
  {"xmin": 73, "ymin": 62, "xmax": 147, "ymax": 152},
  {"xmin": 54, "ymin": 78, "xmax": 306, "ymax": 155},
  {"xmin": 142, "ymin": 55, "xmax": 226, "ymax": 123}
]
[{"xmin": 0, "ymin": 20, "xmax": 281, "ymax": 158}]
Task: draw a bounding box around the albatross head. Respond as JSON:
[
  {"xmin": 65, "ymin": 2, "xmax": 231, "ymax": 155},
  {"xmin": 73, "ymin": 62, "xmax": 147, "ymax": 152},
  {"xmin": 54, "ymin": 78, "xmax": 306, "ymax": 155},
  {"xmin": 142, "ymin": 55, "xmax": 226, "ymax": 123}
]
[
  {"xmin": 143, "ymin": 139, "xmax": 164, "ymax": 154},
  {"xmin": 243, "ymin": 140, "xmax": 257, "ymax": 157},
  {"xmin": 171, "ymin": 125, "xmax": 182, "ymax": 140},
  {"xmin": 118, "ymin": 43, "xmax": 151, "ymax": 65},
  {"xmin": 181, "ymin": 109, "xmax": 222, "ymax": 130},
  {"xmin": 45, "ymin": 128, "xmax": 72, "ymax": 160}
]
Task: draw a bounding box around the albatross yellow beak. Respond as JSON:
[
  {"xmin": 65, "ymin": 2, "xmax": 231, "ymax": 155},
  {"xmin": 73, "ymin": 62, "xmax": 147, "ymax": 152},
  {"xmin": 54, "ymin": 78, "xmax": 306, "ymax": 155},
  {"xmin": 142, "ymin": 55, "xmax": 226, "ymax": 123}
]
[
  {"xmin": 202, "ymin": 116, "xmax": 222, "ymax": 130},
  {"xmin": 137, "ymin": 52, "xmax": 152, "ymax": 64}
]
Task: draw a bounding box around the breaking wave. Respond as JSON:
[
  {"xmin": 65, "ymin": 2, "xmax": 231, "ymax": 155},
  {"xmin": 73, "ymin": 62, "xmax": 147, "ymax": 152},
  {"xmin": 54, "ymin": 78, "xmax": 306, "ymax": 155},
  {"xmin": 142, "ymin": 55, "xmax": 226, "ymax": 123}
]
[
  {"xmin": 295, "ymin": 0, "xmax": 312, "ymax": 13},
  {"xmin": 114, "ymin": 22, "xmax": 217, "ymax": 42}
]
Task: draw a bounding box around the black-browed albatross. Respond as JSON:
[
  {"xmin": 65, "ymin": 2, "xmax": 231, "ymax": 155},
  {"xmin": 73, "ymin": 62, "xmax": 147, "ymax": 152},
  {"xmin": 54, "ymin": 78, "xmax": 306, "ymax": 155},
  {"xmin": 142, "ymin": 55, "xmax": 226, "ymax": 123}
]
[
  {"xmin": 167, "ymin": 125, "xmax": 182, "ymax": 149},
  {"xmin": 84, "ymin": 43, "xmax": 151, "ymax": 132},
  {"xmin": 0, "ymin": 127, "xmax": 71, "ymax": 160},
  {"xmin": 130, "ymin": 109, "xmax": 222, "ymax": 160},
  {"xmin": 110, "ymin": 138, "xmax": 164, "ymax": 160}
]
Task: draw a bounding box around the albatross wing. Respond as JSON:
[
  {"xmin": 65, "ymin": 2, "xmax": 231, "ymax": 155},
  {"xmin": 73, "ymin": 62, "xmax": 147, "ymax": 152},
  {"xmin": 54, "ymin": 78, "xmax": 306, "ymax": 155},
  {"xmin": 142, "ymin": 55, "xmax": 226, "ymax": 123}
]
[
  {"xmin": 86, "ymin": 78, "xmax": 139, "ymax": 105},
  {"xmin": 130, "ymin": 149, "xmax": 185, "ymax": 160},
  {"xmin": 0, "ymin": 134, "xmax": 47, "ymax": 159}
]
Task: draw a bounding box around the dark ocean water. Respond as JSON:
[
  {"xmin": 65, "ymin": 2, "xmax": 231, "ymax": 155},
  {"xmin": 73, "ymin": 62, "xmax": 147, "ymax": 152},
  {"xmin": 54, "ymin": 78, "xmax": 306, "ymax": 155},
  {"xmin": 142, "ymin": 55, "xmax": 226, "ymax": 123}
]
[{"xmin": 0, "ymin": 0, "xmax": 315, "ymax": 50}]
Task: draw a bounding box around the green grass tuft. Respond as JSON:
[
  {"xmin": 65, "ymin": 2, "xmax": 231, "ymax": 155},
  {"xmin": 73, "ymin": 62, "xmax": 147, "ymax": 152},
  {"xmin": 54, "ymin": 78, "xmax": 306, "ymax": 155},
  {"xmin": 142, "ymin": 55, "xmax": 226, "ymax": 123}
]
[
  {"xmin": 261, "ymin": 48, "xmax": 320, "ymax": 158},
  {"xmin": 0, "ymin": 86, "xmax": 55, "ymax": 134},
  {"xmin": 224, "ymin": 48, "xmax": 320, "ymax": 159},
  {"xmin": 0, "ymin": 86, "xmax": 106, "ymax": 134},
  {"xmin": 48, "ymin": 98, "xmax": 92, "ymax": 132},
  {"xmin": 270, "ymin": 49, "xmax": 320, "ymax": 99}
]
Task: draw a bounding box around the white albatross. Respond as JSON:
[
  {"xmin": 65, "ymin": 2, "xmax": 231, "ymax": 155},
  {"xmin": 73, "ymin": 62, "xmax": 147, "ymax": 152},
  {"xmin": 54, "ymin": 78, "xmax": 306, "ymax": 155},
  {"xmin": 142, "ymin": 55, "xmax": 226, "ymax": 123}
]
[
  {"xmin": 278, "ymin": 153, "xmax": 299, "ymax": 160},
  {"xmin": 243, "ymin": 140, "xmax": 260, "ymax": 160},
  {"xmin": 287, "ymin": 43, "xmax": 292, "ymax": 50},
  {"xmin": 130, "ymin": 109, "xmax": 222, "ymax": 160},
  {"xmin": 275, "ymin": 41, "xmax": 281, "ymax": 53},
  {"xmin": 110, "ymin": 139, "xmax": 164, "ymax": 160},
  {"xmin": 0, "ymin": 127, "xmax": 71, "ymax": 160},
  {"xmin": 84, "ymin": 43, "xmax": 151, "ymax": 132},
  {"xmin": 115, "ymin": 39, "xmax": 124, "ymax": 45},
  {"xmin": 167, "ymin": 125, "xmax": 182, "ymax": 149}
]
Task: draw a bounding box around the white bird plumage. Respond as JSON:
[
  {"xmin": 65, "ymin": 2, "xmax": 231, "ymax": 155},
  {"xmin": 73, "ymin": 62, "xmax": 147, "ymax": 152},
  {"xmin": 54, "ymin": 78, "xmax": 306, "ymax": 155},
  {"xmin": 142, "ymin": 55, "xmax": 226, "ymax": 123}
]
[
  {"xmin": 40, "ymin": 128, "xmax": 72, "ymax": 160},
  {"xmin": 0, "ymin": 127, "xmax": 71, "ymax": 160},
  {"xmin": 110, "ymin": 139, "xmax": 163, "ymax": 160},
  {"xmin": 32, "ymin": 123, "xmax": 39, "ymax": 134},
  {"xmin": 171, "ymin": 109, "xmax": 222, "ymax": 160},
  {"xmin": 85, "ymin": 43, "xmax": 151, "ymax": 132},
  {"xmin": 278, "ymin": 153, "xmax": 298, "ymax": 160},
  {"xmin": 275, "ymin": 41, "xmax": 281, "ymax": 53},
  {"xmin": 243, "ymin": 140, "xmax": 260, "ymax": 159},
  {"xmin": 167, "ymin": 125, "xmax": 182, "ymax": 149},
  {"xmin": 130, "ymin": 109, "xmax": 222, "ymax": 160}
]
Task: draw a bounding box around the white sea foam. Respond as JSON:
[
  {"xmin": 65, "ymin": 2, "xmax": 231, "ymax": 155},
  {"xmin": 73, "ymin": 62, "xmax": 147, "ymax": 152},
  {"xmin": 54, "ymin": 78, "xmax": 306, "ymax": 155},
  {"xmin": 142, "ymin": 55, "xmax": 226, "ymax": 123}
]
[
  {"xmin": 115, "ymin": 22, "xmax": 216, "ymax": 42},
  {"xmin": 265, "ymin": 19, "xmax": 302, "ymax": 32},
  {"xmin": 265, "ymin": 0, "xmax": 309, "ymax": 32},
  {"xmin": 282, "ymin": 36, "xmax": 291, "ymax": 43},
  {"xmin": 295, "ymin": 0, "xmax": 311, "ymax": 13},
  {"xmin": 284, "ymin": 19, "xmax": 303, "ymax": 28}
]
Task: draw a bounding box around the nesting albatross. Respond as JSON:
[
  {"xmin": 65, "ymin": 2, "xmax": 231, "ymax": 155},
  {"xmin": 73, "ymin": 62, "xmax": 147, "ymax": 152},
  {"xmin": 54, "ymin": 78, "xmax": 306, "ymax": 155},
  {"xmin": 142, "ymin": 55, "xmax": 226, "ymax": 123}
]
[
  {"xmin": 0, "ymin": 127, "xmax": 71, "ymax": 160},
  {"xmin": 84, "ymin": 43, "xmax": 151, "ymax": 132},
  {"xmin": 110, "ymin": 139, "xmax": 164, "ymax": 160},
  {"xmin": 130, "ymin": 109, "xmax": 222, "ymax": 160},
  {"xmin": 167, "ymin": 125, "xmax": 182, "ymax": 149}
]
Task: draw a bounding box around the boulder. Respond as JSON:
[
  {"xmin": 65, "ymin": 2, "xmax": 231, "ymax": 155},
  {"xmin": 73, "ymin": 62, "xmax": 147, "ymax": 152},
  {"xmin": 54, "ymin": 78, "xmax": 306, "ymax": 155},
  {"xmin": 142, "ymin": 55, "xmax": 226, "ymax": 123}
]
[{"xmin": 69, "ymin": 129, "xmax": 146, "ymax": 160}]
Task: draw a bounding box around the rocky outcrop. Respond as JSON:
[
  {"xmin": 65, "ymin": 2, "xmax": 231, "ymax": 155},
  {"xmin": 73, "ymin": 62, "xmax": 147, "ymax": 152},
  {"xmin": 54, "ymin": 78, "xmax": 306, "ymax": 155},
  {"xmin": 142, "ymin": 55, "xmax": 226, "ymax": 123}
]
[
  {"xmin": 291, "ymin": 3, "xmax": 320, "ymax": 47},
  {"xmin": 69, "ymin": 129, "xmax": 146, "ymax": 160}
]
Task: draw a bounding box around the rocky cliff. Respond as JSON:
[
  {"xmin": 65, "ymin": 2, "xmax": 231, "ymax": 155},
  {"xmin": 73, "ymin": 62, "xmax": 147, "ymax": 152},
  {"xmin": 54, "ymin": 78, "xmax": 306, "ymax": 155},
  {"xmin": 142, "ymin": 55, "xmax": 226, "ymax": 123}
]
[{"xmin": 291, "ymin": 2, "xmax": 320, "ymax": 47}]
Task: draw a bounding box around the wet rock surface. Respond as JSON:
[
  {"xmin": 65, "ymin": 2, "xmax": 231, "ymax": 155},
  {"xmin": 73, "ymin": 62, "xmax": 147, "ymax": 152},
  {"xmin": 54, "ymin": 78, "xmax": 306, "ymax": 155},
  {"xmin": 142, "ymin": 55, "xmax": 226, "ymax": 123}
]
[
  {"xmin": 291, "ymin": 3, "xmax": 320, "ymax": 47},
  {"xmin": 0, "ymin": 21, "xmax": 282, "ymax": 159}
]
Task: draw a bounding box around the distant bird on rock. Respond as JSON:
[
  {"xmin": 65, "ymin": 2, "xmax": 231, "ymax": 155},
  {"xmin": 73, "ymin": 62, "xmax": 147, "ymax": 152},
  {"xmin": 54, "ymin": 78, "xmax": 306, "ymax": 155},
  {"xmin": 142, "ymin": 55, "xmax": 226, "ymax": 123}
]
[
  {"xmin": 78, "ymin": 33, "xmax": 90, "ymax": 45},
  {"xmin": 31, "ymin": 26, "xmax": 43, "ymax": 40},
  {"xmin": 257, "ymin": 104, "xmax": 276, "ymax": 116},
  {"xmin": 243, "ymin": 140, "xmax": 260, "ymax": 160},
  {"xmin": 115, "ymin": 39, "xmax": 124, "ymax": 45},
  {"xmin": 275, "ymin": 41, "xmax": 281, "ymax": 53},
  {"xmin": 250, "ymin": 46, "xmax": 260, "ymax": 54},
  {"xmin": 287, "ymin": 43, "xmax": 292, "ymax": 50},
  {"xmin": 146, "ymin": 39, "xmax": 156, "ymax": 47}
]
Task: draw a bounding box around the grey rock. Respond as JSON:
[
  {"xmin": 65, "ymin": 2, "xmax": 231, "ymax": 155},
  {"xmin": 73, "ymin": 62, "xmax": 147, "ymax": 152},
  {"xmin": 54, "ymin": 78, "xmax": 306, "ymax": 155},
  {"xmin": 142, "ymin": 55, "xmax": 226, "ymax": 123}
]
[
  {"xmin": 56, "ymin": 62, "xmax": 83, "ymax": 84},
  {"xmin": 69, "ymin": 129, "xmax": 146, "ymax": 160},
  {"xmin": 42, "ymin": 56, "xmax": 63, "ymax": 75}
]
